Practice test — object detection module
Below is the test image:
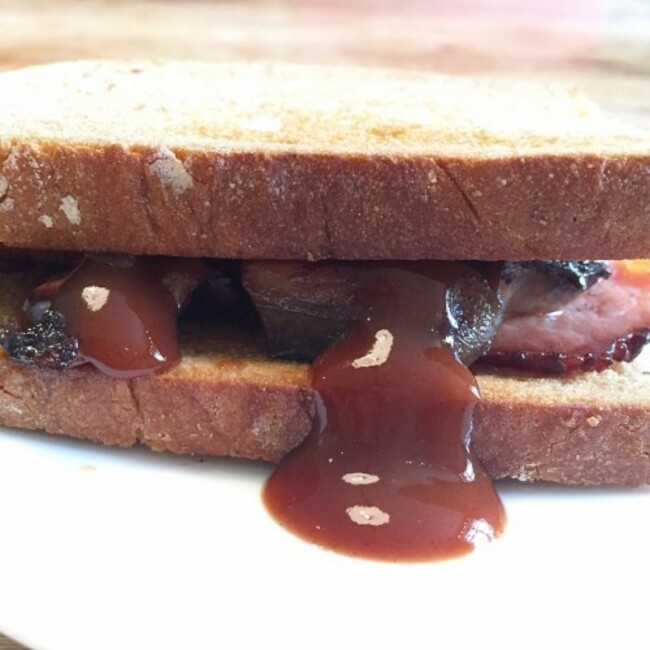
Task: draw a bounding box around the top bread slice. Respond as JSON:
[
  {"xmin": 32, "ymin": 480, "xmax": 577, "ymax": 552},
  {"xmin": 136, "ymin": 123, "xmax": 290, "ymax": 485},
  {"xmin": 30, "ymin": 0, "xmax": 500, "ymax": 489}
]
[{"xmin": 1, "ymin": 60, "xmax": 650, "ymax": 260}]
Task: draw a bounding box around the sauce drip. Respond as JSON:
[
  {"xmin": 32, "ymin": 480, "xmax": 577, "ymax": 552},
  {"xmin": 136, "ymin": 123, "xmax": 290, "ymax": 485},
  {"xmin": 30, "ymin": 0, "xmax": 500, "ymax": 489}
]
[
  {"xmin": 29, "ymin": 256, "xmax": 194, "ymax": 378},
  {"xmin": 264, "ymin": 263, "xmax": 505, "ymax": 561}
]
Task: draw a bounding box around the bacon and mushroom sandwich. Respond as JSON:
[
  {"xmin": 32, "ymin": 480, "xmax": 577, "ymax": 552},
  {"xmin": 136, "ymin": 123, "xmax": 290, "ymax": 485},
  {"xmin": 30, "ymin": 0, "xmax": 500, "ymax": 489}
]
[{"xmin": 1, "ymin": 60, "xmax": 650, "ymax": 561}]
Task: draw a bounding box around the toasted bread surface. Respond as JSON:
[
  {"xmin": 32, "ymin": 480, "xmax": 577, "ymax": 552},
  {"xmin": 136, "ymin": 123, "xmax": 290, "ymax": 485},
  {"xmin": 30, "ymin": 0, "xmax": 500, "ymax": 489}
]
[
  {"xmin": 0, "ymin": 319, "xmax": 648, "ymax": 486},
  {"xmin": 1, "ymin": 61, "xmax": 650, "ymax": 260}
]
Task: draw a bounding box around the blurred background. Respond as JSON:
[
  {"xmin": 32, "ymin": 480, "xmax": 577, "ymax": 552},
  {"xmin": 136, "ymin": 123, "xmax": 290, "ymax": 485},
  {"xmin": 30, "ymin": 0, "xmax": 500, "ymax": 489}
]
[{"xmin": 1, "ymin": 0, "xmax": 649, "ymax": 125}]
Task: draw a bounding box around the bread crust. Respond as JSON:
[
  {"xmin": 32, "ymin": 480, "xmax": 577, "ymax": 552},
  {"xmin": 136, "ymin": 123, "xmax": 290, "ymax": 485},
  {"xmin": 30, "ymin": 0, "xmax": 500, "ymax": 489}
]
[
  {"xmin": 0, "ymin": 327, "xmax": 648, "ymax": 486},
  {"xmin": 474, "ymin": 365, "xmax": 650, "ymax": 486},
  {"xmin": 3, "ymin": 145, "xmax": 650, "ymax": 261},
  {"xmin": 2, "ymin": 61, "xmax": 650, "ymax": 260}
]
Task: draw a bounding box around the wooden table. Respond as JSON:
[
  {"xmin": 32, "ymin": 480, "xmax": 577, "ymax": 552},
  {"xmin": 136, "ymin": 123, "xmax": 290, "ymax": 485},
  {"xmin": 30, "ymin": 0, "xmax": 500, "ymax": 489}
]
[{"xmin": 1, "ymin": 0, "xmax": 649, "ymax": 647}]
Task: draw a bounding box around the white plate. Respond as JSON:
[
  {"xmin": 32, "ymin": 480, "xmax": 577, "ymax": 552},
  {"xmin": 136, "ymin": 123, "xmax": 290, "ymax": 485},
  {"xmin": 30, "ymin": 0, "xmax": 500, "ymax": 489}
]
[{"xmin": 0, "ymin": 425, "xmax": 649, "ymax": 650}]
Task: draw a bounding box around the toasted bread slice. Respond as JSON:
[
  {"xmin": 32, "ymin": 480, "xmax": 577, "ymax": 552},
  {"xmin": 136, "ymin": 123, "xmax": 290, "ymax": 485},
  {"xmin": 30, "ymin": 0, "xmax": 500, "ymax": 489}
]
[
  {"xmin": 1, "ymin": 60, "xmax": 650, "ymax": 260},
  {"xmin": 0, "ymin": 315, "xmax": 648, "ymax": 486}
]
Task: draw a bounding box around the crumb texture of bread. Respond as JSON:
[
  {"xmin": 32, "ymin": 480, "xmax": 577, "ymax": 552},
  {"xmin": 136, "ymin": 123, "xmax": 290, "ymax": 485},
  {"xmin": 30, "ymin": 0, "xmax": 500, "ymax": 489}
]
[
  {"xmin": 474, "ymin": 361, "xmax": 650, "ymax": 486},
  {"xmin": 1, "ymin": 60, "xmax": 650, "ymax": 259},
  {"xmin": 0, "ymin": 319, "xmax": 649, "ymax": 486},
  {"xmin": 0, "ymin": 324, "xmax": 317, "ymax": 462}
]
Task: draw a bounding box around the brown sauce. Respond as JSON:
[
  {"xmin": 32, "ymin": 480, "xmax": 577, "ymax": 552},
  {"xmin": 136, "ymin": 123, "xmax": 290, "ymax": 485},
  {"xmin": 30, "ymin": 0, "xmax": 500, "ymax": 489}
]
[
  {"xmin": 31, "ymin": 256, "xmax": 188, "ymax": 378},
  {"xmin": 264, "ymin": 263, "xmax": 505, "ymax": 562}
]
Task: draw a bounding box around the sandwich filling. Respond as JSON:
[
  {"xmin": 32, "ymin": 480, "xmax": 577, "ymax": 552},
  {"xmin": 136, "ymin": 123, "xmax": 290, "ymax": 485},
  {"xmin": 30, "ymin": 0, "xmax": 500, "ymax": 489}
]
[
  {"xmin": 0, "ymin": 254, "xmax": 649, "ymax": 561},
  {"xmin": 263, "ymin": 263, "xmax": 506, "ymax": 560}
]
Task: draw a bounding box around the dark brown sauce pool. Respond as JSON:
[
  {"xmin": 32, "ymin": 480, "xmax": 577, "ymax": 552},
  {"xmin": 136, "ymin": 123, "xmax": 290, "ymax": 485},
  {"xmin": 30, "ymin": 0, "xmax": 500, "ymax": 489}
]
[{"xmin": 264, "ymin": 264, "xmax": 505, "ymax": 562}]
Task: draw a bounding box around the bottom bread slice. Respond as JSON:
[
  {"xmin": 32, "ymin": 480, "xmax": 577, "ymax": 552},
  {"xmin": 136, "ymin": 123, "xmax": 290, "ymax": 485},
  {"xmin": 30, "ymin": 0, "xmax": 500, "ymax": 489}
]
[{"xmin": 0, "ymin": 321, "xmax": 648, "ymax": 486}]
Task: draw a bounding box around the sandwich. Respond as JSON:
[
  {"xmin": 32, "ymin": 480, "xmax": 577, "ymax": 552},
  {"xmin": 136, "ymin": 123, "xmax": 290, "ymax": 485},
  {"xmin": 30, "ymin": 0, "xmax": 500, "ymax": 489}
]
[{"xmin": 0, "ymin": 60, "xmax": 649, "ymax": 561}]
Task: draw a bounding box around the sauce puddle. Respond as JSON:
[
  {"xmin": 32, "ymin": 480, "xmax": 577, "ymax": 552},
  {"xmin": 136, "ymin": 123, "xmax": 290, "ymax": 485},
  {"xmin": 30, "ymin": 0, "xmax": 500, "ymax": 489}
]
[{"xmin": 264, "ymin": 263, "xmax": 505, "ymax": 561}]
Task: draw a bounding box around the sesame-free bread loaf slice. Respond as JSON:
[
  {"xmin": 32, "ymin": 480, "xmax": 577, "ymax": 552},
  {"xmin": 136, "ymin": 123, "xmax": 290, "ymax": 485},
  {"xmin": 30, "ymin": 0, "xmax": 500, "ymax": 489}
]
[
  {"xmin": 473, "ymin": 361, "xmax": 650, "ymax": 486},
  {"xmin": 0, "ymin": 315, "xmax": 649, "ymax": 487},
  {"xmin": 0, "ymin": 322, "xmax": 317, "ymax": 464},
  {"xmin": 1, "ymin": 60, "xmax": 650, "ymax": 260}
]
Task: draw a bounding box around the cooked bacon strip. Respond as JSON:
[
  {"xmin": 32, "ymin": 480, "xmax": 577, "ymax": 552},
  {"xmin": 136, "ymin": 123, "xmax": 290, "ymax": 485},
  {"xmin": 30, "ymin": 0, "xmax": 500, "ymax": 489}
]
[
  {"xmin": 482, "ymin": 330, "xmax": 650, "ymax": 374},
  {"xmin": 499, "ymin": 260, "xmax": 610, "ymax": 317},
  {"xmin": 483, "ymin": 262, "xmax": 650, "ymax": 373},
  {"xmin": 246, "ymin": 259, "xmax": 650, "ymax": 375}
]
